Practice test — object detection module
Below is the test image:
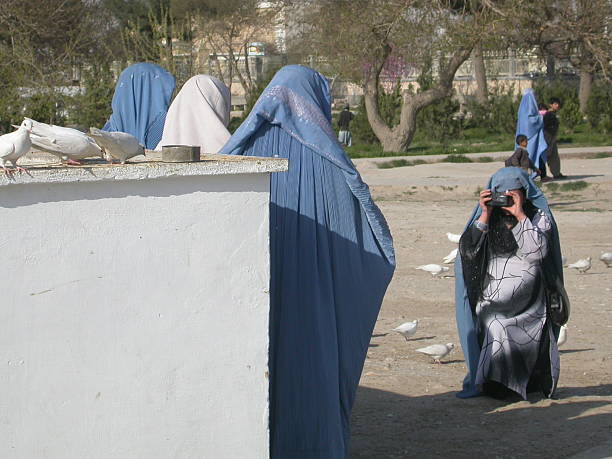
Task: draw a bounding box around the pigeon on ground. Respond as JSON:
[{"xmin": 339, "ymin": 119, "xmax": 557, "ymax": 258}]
[
  {"xmin": 23, "ymin": 118, "xmax": 103, "ymax": 164},
  {"xmin": 447, "ymin": 232, "xmax": 461, "ymax": 244},
  {"xmin": 88, "ymin": 128, "xmax": 145, "ymax": 164},
  {"xmin": 557, "ymin": 325, "xmax": 567, "ymax": 347},
  {"xmin": 416, "ymin": 343, "xmax": 454, "ymax": 363},
  {"xmin": 600, "ymin": 252, "xmax": 612, "ymax": 268},
  {"xmin": 416, "ymin": 264, "xmax": 450, "ymax": 278},
  {"xmin": 567, "ymin": 257, "xmax": 592, "ymax": 274},
  {"xmin": 0, "ymin": 119, "xmax": 32, "ymax": 174},
  {"xmin": 392, "ymin": 320, "xmax": 419, "ymax": 341},
  {"xmin": 442, "ymin": 248, "xmax": 458, "ymax": 264}
]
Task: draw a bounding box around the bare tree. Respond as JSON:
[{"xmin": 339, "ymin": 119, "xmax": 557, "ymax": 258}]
[
  {"xmin": 295, "ymin": 0, "xmax": 509, "ymax": 152},
  {"xmin": 188, "ymin": 0, "xmax": 282, "ymax": 102},
  {"xmin": 503, "ymin": 0, "xmax": 611, "ymax": 113}
]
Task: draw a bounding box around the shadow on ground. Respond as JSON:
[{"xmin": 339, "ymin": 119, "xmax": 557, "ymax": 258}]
[{"xmin": 350, "ymin": 384, "xmax": 612, "ymax": 458}]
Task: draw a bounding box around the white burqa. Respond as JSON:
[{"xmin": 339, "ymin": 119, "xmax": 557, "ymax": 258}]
[{"xmin": 155, "ymin": 75, "xmax": 231, "ymax": 154}]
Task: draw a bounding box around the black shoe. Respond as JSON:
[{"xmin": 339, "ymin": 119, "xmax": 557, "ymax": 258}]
[{"xmin": 553, "ymin": 174, "xmax": 568, "ymax": 180}]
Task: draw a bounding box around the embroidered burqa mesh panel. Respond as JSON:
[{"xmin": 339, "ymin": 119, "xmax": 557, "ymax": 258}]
[
  {"xmin": 102, "ymin": 63, "xmax": 176, "ymax": 149},
  {"xmin": 454, "ymin": 167, "xmax": 563, "ymax": 398},
  {"xmin": 219, "ymin": 65, "xmax": 395, "ymax": 458},
  {"xmin": 516, "ymin": 89, "xmax": 548, "ymax": 169}
]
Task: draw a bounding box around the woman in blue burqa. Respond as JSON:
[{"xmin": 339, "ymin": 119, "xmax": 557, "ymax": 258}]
[
  {"xmin": 516, "ymin": 88, "xmax": 548, "ymax": 178},
  {"xmin": 102, "ymin": 63, "xmax": 176, "ymax": 149},
  {"xmin": 219, "ymin": 65, "xmax": 395, "ymax": 458},
  {"xmin": 455, "ymin": 167, "xmax": 562, "ymax": 400}
]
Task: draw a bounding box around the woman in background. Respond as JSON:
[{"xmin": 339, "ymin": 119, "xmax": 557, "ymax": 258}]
[
  {"xmin": 155, "ymin": 75, "xmax": 231, "ymax": 154},
  {"xmin": 219, "ymin": 65, "xmax": 395, "ymax": 458},
  {"xmin": 103, "ymin": 63, "xmax": 175, "ymax": 150}
]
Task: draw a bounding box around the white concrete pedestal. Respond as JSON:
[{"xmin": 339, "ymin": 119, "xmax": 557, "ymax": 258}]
[{"xmin": 0, "ymin": 155, "xmax": 287, "ymax": 459}]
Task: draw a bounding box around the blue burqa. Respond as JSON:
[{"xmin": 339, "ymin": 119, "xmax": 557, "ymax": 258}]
[
  {"xmin": 516, "ymin": 89, "xmax": 548, "ymax": 170},
  {"xmin": 219, "ymin": 65, "xmax": 396, "ymax": 458},
  {"xmin": 454, "ymin": 167, "xmax": 563, "ymax": 398},
  {"xmin": 102, "ymin": 63, "xmax": 175, "ymax": 149}
]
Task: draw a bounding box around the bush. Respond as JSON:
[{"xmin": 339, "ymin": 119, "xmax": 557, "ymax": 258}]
[
  {"xmin": 70, "ymin": 64, "xmax": 115, "ymax": 129},
  {"xmin": 559, "ymin": 97, "xmax": 583, "ymax": 133},
  {"xmin": 465, "ymin": 85, "xmax": 520, "ymax": 135},
  {"xmin": 351, "ymin": 97, "xmax": 379, "ymax": 145},
  {"xmin": 585, "ymin": 81, "xmax": 612, "ymax": 133}
]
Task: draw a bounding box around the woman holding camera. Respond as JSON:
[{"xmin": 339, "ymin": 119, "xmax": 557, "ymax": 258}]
[{"xmin": 455, "ymin": 167, "xmax": 564, "ymax": 400}]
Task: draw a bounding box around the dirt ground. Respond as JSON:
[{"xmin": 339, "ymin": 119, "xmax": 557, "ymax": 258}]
[{"xmin": 348, "ymin": 157, "xmax": 612, "ymax": 458}]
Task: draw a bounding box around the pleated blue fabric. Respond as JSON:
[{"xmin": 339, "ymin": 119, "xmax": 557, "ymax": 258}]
[
  {"xmin": 516, "ymin": 89, "xmax": 548, "ymax": 171},
  {"xmin": 454, "ymin": 167, "xmax": 563, "ymax": 398},
  {"xmin": 219, "ymin": 65, "xmax": 395, "ymax": 458},
  {"xmin": 102, "ymin": 63, "xmax": 175, "ymax": 149}
]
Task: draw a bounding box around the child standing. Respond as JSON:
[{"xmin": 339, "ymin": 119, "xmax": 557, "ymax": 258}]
[{"xmin": 505, "ymin": 134, "xmax": 540, "ymax": 176}]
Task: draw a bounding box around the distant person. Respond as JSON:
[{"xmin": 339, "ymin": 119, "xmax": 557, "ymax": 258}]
[
  {"xmin": 102, "ymin": 63, "xmax": 176, "ymax": 150},
  {"xmin": 219, "ymin": 65, "xmax": 395, "ymax": 458},
  {"xmin": 515, "ymin": 89, "xmax": 547, "ymax": 181},
  {"xmin": 455, "ymin": 167, "xmax": 564, "ymax": 400},
  {"xmin": 155, "ymin": 75, "xmax": 231, "ymax": 154},
  {"xmin": 505, "ymin": 134, "xmax": 540, "ymax": 176},
  {"xmin": 337, "ymin": 104, "xmax": 354, "ymax": 147},
  {"xmin": 542, "ymin": 97, "xmax": 566, "ymax": 180}
]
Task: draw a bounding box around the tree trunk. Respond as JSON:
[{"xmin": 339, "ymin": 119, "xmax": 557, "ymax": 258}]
[
  {"xmin": 364, "ymin": 46, "xmax": 472, "ymax": 152},
  {"xmin": 473, "ymin": 44, "xmax": 488, "ymax": 104},
  {"xmin": 578, "ymin": 68, "xmax": 593, "ymax": 114},
  {"xmin": 546, "ymin": 54, "xmax": 555, "ymax": 80}
]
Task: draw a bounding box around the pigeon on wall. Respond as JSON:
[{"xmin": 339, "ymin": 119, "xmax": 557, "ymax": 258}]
[
  {"xmin": 24, "ymin": 118, "xmax": 103, "ymax": 164},
  {"xmin": 416, "ymin": 343, "xmax": 454, "ymax": 363},
  {"xmin": 89, "ymin": 128, "xmax": 145, "ymax": 164},
  {"xmin": 0, "ymin": 119, "xmax": 32, "ymax": 174},
  {"xmin": 392, "ymin": 320, "xmax": 419, "ymax": 341}
]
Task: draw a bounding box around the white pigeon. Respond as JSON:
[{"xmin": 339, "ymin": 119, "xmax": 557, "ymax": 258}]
[
  {"xmin": 89, "ymin": 128, "xmax": 145, "ymax": 164},
  {"xmin": 416, "ymin": 264, "xmax": 450, "ymax": 278},
  {"xmin": 567, "ymin": 257, "xmax": 591, "ymax": 274},
  {"xmin": 600, "ymin": 252, "xmax": 612, "ymax": 268},
  {"xmin": 392, "ymin": 320, "xmax": 419, "ymax": 341},
  {"xmin": 442, "ymin": 248, "xmax": 458, "ymax": 264},
  {"xmin": 447, "ymin": 232, "xmax": 461, "ymax": 244},
  {"xmin": 23, "ymin": 118, "xmax": 103, "ymax": 164},
  {"xmin": 557, "ymin": 325, "xmax": 567, "ymax": 347},
  {"xmin": 0, "ymin": 119, "xmax": 32, "ymax": 174},
  {"xmin": 416, "ymin": 343, "xmax": 454, "ymax": 363}
]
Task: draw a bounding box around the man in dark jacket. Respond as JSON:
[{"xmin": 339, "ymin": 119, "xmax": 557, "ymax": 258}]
[
  {"xmin": 542, "ymin": 97, "xmax": 566, "ymax": 180},
  {"xmin": 337, "ymin": 105, "xmax": 354, "ymax": 147}
]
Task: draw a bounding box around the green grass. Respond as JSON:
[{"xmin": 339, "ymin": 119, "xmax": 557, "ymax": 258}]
[
  {"xmin": 559, "ymin": 180, "xmax": 589, "ymax": 192},
  {"xmin": 544, "ymin": 180, "xmax": 590, "ymax": 193},
  {"xmin": 443, "ymin": 154, "xmax": 473, "ymax": 163},
  {"xmin": 594, "ymin": 152, "xmax": 611, "ymax": 158},
  {"xmin": 477, "ymin": 156, "xmax": 495, "ymax": 162},
  {"xmin": 348, "ymin": 125, "xmax": 611, "ymax": 159}
]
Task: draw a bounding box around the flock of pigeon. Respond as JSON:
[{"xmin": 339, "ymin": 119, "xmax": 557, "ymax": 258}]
[
  {"xmin": 407, "ymin": 232, "xmax": 611, "ymax": 363},
  {"xmin": 0, "ymin": 118, "xmax": 146, "ymax": 173},
  {"xmin": 393, "ymin": 319, "xmax": 569, "ymax": 364},
  {"xmin": 415, "ymin": 232, "xmax": 612, "ymax": 278}
]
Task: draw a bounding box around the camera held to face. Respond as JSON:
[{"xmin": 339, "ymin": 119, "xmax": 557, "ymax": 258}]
[{"xmin": 487, "ymin": 192, "xmax": 514, "ymax": 208}]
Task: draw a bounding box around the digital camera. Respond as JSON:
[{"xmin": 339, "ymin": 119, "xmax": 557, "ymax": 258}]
[{"xmin": 487, "ymin": 192, "xmax": 513, "ymax": 207}]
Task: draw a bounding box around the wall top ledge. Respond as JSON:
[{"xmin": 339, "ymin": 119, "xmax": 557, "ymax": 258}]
[{"xmin": 0, "ymin": 154, "xmax": 288, "ymax": 187}]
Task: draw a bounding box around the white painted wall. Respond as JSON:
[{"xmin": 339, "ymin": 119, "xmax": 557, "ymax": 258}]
[{"xmin": 0, "ymin": 173, "xmax": 271, "ymax": 458}]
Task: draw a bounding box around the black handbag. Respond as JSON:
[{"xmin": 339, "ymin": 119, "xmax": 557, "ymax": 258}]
[{"xmin": 545, "ymin": 275, "xmax": 570, "ymax": 326}]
